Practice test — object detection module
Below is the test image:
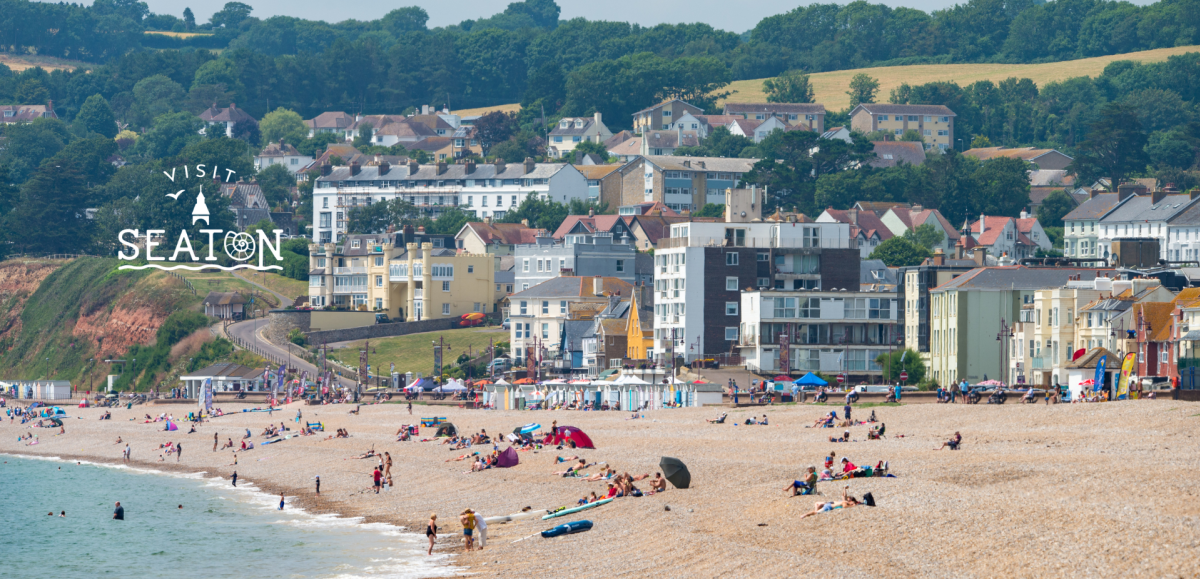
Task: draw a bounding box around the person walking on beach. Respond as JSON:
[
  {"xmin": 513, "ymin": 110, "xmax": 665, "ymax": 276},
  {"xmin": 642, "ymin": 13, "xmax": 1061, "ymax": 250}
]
[
  {"xmin": 278, "ymin": 492, "xmax": 285, "ymax": 510},
  {"xmin": 384, "ymin": 452, "xmax": 393, "ymax": 479},
  {"xmin": 113, "ymin": 502, "xmax": 124, "ymax": 520},
  {"xmin": 176, "ymin": 443, "xmax": 182, "ymax": 462},
  {"xmin": 122, "ymin": 444, "xmax": 131, "ymax": 463},
  {"xmin": 474, "ymin": 509, "xmax": 487, "ymax": 549},
  {"xmin": 213, "ymin": 432, "xmax": 218, "ymax": 452},
  {"xmin": 425, "ymin": 514, "xmax": 437, "ymax": 555},
  {"xmin": 407, "ymin": 402, "xmax": 412, "ymax": 415},
  {"xmin": 315, "ymin": 475, "xmax": 320, "ymax": 496},
  {"xmin": 459, "ymin": 509, "xmax": 476, "ymax": 551},
  {"xmin": 296, "ymin": 409, "xmax": 302, "ymax": 424},
  {"xmin": 231, "ymin": 471, "xmax": 238, "ymax": 487}
]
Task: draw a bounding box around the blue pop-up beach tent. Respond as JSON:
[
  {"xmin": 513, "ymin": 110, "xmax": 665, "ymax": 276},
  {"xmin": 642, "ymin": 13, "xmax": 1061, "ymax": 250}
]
[{"xmin": 794, "ymin": 372, "xmax": 828, "ymax": 386}]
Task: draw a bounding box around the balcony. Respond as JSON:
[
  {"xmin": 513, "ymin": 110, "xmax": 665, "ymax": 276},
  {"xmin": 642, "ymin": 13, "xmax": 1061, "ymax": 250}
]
[
  {"xmin": 335, "ymin": 266, "xmax": 365, "ymax": 274},
  {"xmin": 1030, "ymin": 357, "xmax": 1051, "ymax": 370},
  {"xmin": 414, "ymin": 288, "xmax": 423, "ymax": 299}
]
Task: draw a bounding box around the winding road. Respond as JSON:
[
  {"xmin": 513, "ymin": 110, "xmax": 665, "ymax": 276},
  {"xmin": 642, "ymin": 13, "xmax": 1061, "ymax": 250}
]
[{"xmin": 226, "ymin": 318, "xmax": 357, "ymax": 389}]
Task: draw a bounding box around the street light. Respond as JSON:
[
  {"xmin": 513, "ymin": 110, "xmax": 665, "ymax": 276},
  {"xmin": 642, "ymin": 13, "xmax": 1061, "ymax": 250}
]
[{"xmin": 997, "ymin": 318, "xmax": 1014, "ymax": 386}]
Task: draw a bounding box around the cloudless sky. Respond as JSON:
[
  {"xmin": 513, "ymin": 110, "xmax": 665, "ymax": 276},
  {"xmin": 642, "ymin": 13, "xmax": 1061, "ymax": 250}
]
[{"xmin": 128, "ymin": 0, "xmax": 1133, "ymax": 35}]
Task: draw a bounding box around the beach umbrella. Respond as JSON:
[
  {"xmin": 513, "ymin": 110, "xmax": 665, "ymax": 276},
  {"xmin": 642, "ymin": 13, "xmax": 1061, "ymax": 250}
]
[
  {"xmin": 1079, "ymin": 379, "xmax": 1095, "ymax": 387},
  {"xmin": 659, "ymin": 456, "xmax": 690, "ymax": 489},
  {"xmin": 773, "ymin": 375, "xmax": 791, "ymax": 382},
  {"xmin": 513, "ymin": 423, "xmax": 541, "ymax": 436}
]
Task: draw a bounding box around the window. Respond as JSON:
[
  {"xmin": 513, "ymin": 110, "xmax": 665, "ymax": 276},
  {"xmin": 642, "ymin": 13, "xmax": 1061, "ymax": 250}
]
[
  {"xmin": 468, "ymin": 265, "xmax": 474, "ymax": 273},
  {"xmin": 757, "ymin": 252, "xmax": 769, "ymax": 262},
  {"xmin": 877, "ymin": 115, "xmax": 886, "ymax": 122},
  {"xmin": 442, "ymin": 281, "xmax": 450, "ymax": 292},
  {"xmin": 319, "ymin": 213, "xmax": 332, "ymax": 228},
  {"xmin": 375, "ymin": 275, "xmax": 383, "ymax": 287},
  {"xmin": 907, "ymin": 115, "xmax": 918, "ymax": 121},
  {"xmin": 351, "ymin": 239, "xmax": 360, "ymax": 248},
  {"xmin": 757, "ymin": 277, "xmax": 770, "ymax": 287},
  {"xmin": 726, "ymin": 252, "xmax": 739, "ymax": 265},
  {"xmin": 537, "ymin": 259, "xmax": 543, "ymax": 272},
  {"xmin": 663, "ymin": 110, "xmax": 672, "ymax": 117},
  {"xmin": 937, "ymin": 130, "xmax": 949, "ymax": 136},
  {"xmin": 616, "ymin": 260, "xmax": 624, "ymax": 272},
  {"xmin": 939, "ymin": 116, "xmax": 949, "ymax": 122},
  {"xmin": 894, "ymin": 115, "xmax": 903, "ymax": 120},
  {"xmin": 522, "ymin": 259, "xmax": 529, "ymax": 272},
  {"xmin": 322, "ymin": 197, "xmax": 329, "ymax": 209},
  {"xmin": 542, "ymin": 323, "xmax": 549, "ymax": 339},
  {"xmin": 725, "ymin": 327, "xmax": 739, "ymax": 341},
  {"xmin": 519, "ymin": 301, "xmax": 527, "ymax": 315},
  {"xmin": 375, "ymin": 298, "xmax": 383, "ymax": 309},
  {"xmin": 726, "ymin": 277, "xmax": 738, "ymax": 291},
  {"xmin": 442, "ymin": 303, "xmax": 450, "ymax": 315},
  {"xmin": 573, "ymin": 136, "xmax": 581, "ymax": 142},
  {"xmin": 553, "ymin": 136, "xmax": 563, "ymax": 143},
  {"xmin": 542, "ymin": 300, "xmax": 549, "ymax": 314},
  {"xmin": 467, "ymin": 195, "xmax": 473, "ymax": 206},
  {"xmin": 726, "ymin": 302, "xmax": 738, "ymax": 315},
  {"xmin": 560, "ymin": 300, "xmax": 567, "ymax": 314}
]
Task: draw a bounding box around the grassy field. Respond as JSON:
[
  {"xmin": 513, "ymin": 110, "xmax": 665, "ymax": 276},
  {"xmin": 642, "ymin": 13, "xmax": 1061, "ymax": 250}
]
[
  {"xmin": 330, "ymin": 326, "xmax": 508, "ymax": 377},
  {"xmin": 722, "ymin": 45, "xmax": 1200, "ymax": 111},
  {"xmin": 144, "ymin": 31, "xmax": 214, "ymax": 39},
  {"xmin": 239, "ymin": 270, "xmax": 310, "ymax": 302},
  {"xmin": 0, "ymin": 53, "xmax": 86, "ymax": 72},
  {"xmin": 453, "ymin": 46, "xmax": 1200, "ymax": 119}
]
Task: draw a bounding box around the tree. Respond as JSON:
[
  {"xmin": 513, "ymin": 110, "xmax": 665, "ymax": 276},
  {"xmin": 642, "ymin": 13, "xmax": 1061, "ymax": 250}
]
[
  {"xmin": 259, "ymin": 108, "xmax": 308, "ymax": 145},
  {"xmin": 875, "ymin": 348, "xmax": 926, "ymax": 383},
  {"xmin": 129, "ymin": 75, "xmax": 186, "ymax": 129},
  {"xmin": 903, "ymin": 223, "xmax": 945, "ymax": 250},
  {"xmin": 889, "ymin": 83, "xmax": 913, "ymax": 104},
  {"xmin": 5, "ymin": 160, "xmax": 90, "ymax": 254},
  {"xmin": 869, "ymin": 237, "xmax": 931, "ymax": 267},
  {"xmin": 210, "ymin": 2, "xmax": 253, "ymax": 29},
  {"xmin": 381, "ymin": 6, "xmax": 429, "ymax": 34},
  {"xmin": 346, "ymin": 201, "xmax": 394, "ymax": 234},
  {"xmin": 1069, "ymin": 102, "xmax": 1151, "ymax": 189},
  {"xmin": 232, "ymin": 118, "xmax": 260, "ymax": 146},
  {"xmin": 971, "ymin": 135, "xmax": 993, "ymax": 148},
  {"xmin": 1146, "ymin": 129, "xmax": 1196, "ymax": 170},
  {"xmin": 972, "ymin": 157, "xmax": 1031, "ymax": 218},
  {"xmin": 256, "ymin": 164, "xmax": 294, "ymax": 208},
  {"xmin": 763, "ymin": 70, "xmax": 814, "ymax": 104},
  {"xmin": 1036, "ymin": 189, "xmax": 1076, "ymax": 228},
  {"xmin": 899, "ymin": 129, "xmax": 924, "ymax": 142},
  {"xmin": 498, "ymin": 196, "xmax": 569, "ymax": 231},
  {"xmin": 178, "ymin": 136, "xmax": 255, "ymax": 180},
  {"xmin": 352, "ymin": 122, "xmax": 374, "ymax": 149},
  {"xmin": 74, "ymin": 94, "xmax": 119, "ymax": 138},
  {"xmin": 136, "ymin": 112, "xmax": 204, "ymax": 159},
  {"xmin": 474, "ymin": 111, "xmax": 517, "ymax": 155},
  {"xmin": 694, "ymin": 203, "xmax": 725, "ymax": 218},
  {"xmin": 183, "ymin": 7, "xmax": 196, "ymax": 30},
  {"xmin": 572, "ymin": 139, "xmax": 610, "ymax": 162},
  {"xmin": 846, "ymin": 73, "xmax": 880, "ymax": 107},
  {"xmin": 0, "ymin": 117, "xmax": 71, "ymax": 181}
]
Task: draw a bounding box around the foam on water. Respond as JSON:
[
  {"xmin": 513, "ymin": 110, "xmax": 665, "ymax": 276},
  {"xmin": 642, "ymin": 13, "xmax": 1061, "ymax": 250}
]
[{"xmin": 0, "ymin": 454, "xmax": 460, "ymax": 578}]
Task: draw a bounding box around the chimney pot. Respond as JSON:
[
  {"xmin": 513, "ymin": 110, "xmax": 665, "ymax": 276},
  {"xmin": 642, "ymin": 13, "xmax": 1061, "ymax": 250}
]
[
  {"xmin": 409, "ymin": 160, "xmax": 419, "ymax": 175},
  {"xmin": 521, "ymin": 219, "xmax": 530, "ymax": 227},
  {"xmin": 524, "ymin": 157, "xmax": 535, "ymax": 174},
  {"xmin": 593, "ymin": 275, "xmax": 603, "ymax": 296},
  {"xmin": 494, "ymin": 159, "xmax": 506, "ymax": 174}
]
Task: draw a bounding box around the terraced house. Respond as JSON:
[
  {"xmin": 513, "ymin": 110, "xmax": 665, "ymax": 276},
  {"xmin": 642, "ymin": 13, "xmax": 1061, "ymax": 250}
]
[{"xmin": 548, "ymin": 113, "xmax": 613, "ymax": 159}]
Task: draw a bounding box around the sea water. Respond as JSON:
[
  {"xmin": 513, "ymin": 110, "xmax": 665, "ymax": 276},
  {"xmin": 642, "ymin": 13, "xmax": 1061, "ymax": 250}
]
[{"xmin": 0, "ymin": 455, "xmax": 458, "ymax": 578}]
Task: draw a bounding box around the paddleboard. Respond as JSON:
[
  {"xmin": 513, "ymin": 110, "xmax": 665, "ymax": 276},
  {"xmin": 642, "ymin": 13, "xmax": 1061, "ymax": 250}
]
[
  {"xmin": 485, "ymin": 509, "xmax": 549, "ymax": 524},
  {"xmin": 541, "ymin": 520, "xmax": 592, "ymax": 538},
  {"xmin": 542, "ymin": 498, "xmax": 612, "ymax": 520}
]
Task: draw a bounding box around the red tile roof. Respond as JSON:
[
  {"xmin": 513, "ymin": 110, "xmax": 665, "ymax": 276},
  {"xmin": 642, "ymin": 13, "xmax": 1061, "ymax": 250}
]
[{"xmin": 464, "ymin": 222, "xmax": 541, "ymax": 245}]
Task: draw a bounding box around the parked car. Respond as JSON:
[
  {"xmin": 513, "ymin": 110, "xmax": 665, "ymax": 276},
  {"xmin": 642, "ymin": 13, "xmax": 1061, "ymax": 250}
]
[
  {"xmin": 375, "ymin": 313, "xmax": 391, "ymax": 324},
  {"xmin": 502, "ymin": 317, "xmax": 511, "ymax": 330},
  {"xmin": 487, "ymin": 358, "xmax": 511, "ymax": 372}
]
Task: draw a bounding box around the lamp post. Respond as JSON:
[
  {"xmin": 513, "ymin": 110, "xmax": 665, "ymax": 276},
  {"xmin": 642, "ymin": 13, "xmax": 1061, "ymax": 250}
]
[{"xmin": 997, "ymin": 318, "xmax": 1014, "ymax": 386}]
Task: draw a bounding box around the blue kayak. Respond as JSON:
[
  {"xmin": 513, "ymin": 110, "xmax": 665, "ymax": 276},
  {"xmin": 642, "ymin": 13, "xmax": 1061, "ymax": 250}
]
[{"xmin": 540, "ymin": 520, "xmax": 593, "ymax": 538}]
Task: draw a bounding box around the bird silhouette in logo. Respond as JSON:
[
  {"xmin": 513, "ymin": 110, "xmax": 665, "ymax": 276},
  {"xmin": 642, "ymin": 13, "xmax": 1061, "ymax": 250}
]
[{"xmin": 166, "ymin": 189, "xmax": 185, "ymax": 200}]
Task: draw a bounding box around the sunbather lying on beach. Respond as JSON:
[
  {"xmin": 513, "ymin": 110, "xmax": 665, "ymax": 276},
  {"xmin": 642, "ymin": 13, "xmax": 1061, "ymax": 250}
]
[
  {"xmin": 446, "ymin": 452, "xmax": 479, "ymax": 462},
  {"xmin": 350, "ymin": 448, "xmax": 376, "ymax": 459},
  {"xmin": 580, "ymin": 467, "xmax": 614, "ymax": 482},
  {"xmin": 706, "ymin": 412, "xmax": 728, "ymax": 424},
  {"xmin": 555, "ymin": 455, "xmax": 580, "ymax": 463},
  {"xmin": 800, "ymin": 487, "xmax": 860, "ymax": 519}
]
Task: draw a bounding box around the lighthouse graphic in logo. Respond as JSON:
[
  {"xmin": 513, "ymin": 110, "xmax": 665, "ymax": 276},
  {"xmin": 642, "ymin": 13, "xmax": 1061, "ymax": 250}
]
[{"xmin": 192, "ymin": 185, "xmax": 210, "ymax": 225}]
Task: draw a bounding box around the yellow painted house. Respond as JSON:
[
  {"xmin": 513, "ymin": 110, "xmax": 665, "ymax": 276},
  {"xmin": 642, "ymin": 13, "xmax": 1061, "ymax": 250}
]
[{"xmin": 625, "ymin": 292, "xmax": 654, "ymax": 360}]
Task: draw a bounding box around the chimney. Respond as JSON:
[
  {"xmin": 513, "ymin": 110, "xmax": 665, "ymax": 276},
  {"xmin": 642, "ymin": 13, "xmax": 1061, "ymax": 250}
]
[
  {"xmin": 437, "ymin": 161, "xmax": 447, "ymax": 175},
  {"xmin": 588, "ymin": 208, "xmax": 595, "ymax": 217},
  {"xmin": 682, "ymin": 160, "xmax": 690, "ymax": 168},
  {"xmin": 422, "ymin": 105, "xmax": 430, "ymax": 115},
  {"xmin": 847, "ymin": 207, "xmax": 858, "ymax": 225},
  {"xmin": 494, "ymin": 159, "xmax": 506, "ymax": 174},
  {"xmin": 229, "ymin": 103, "xmax": 236, "ymax": 110},
  {"xmin": 979, "ymin": 214, "xmax": 985, "ymax": 236},
  {"xmin": 320, "ymin": 162, "xmax": 332, "ymax": 176},
  {"xmin": 1191, "ymin": 187, "xmax": 1200, "ymax": 200},
  {"xmin": 465, "ymin": 160, "xmax": 475, "ymax": 174},
  {"xmin": 697, "ymin": 161, "xmax": 705, "ymax": 169},
  {"xmin": 912, "ymin": 204, "xmax": 923, "ymax": 212},
  {"xmin": 593, "ymin": 276, "xmax": 603, "ymax": 297},
  {"xmin": 1117, "ymin": 183, "xmax": 1144, "ymax": 201},
  {"xmin": 409, "ymin": 160, "xmax": 419, "ymax": 175},
  {"xmin": 521, "ymin": 219, "xmax": 530, "ymax": 227},
  {"xmin": 524, "ymin": 157, "xmax": 535, "ymax": 174},
  {"xmin": 1152, "ymin": 189, "xmax": 1167, "ymax": 205},
  {"xmin": 973, "ymin": 247, "xmax": 987, "ymax": 267},
  {"xmin": 932, "ymin": 247, "xmax": 945, "ymax": 266},
  {"xmin": 1090, "ymin": 189, "xmax": 1098, "ymax": 199},
  {"xmin": 484, "ymin": 216, "xmax": 493, "ymax": 225},
  {"xmin": 594, "ymin": 112, "xmax": 602, "ymax": 127},
  {"xmin": 379, "ymin": 161, "xmax": 390, "ymax": 175},
  {"xmin": 417, "ymin": 226, "xmax": 425, "ymax": 234},
  {"xmin": 677, "ymin": 123, "xmax": 683, "ymax": 146},
  {"xmin": 349, "ymin": 161, "xmax": 361, "ymax": 176},
  {"xmin": 1020, "ymin": 209, "xmax": 1029, "ymax": 219},
  {"xmin": 46, "ymin": 99, "xmax": 53, "ymax": 112}
]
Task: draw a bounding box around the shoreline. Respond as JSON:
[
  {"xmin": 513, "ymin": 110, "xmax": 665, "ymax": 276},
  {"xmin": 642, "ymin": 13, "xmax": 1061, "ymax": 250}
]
[{"xmin": 5, "ymin": 399, "xmax": 1200, "ymax": 578}]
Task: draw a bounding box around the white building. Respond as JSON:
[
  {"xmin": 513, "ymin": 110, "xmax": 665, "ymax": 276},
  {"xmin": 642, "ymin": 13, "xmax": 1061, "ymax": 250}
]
[
  {"xmin": 1095, "ymin": 191, "xmax": 1200, "ymax": 261},
  {"xmin": 312, "ymin": 159, "xmax": 588, "ymax": 244},
  {"xmin": 254, "ymin": 140, "xmax": 314, "ymax": 174},
  {"xmin": 736, "ymin": 288, "xmax": 899, "ymax": 376},
  {"xmin": 652, "ymin": 218, "xmax": 856, "ymax": 362},
  {"xmin": 506, "ymin": 276, "xmax": 633, "ymax": 366}
]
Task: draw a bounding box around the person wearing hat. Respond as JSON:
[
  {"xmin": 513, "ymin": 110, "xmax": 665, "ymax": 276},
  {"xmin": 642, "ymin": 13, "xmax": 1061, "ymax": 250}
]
[{"xmin": 459, "ymin": 509, "xmax": 476, "ymax": 551}]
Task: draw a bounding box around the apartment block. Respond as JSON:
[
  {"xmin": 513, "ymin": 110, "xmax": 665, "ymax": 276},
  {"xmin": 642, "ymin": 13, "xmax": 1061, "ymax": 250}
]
[{"xmin": 849, "ymin": 104, "xmax": 955, "ymax": 150}]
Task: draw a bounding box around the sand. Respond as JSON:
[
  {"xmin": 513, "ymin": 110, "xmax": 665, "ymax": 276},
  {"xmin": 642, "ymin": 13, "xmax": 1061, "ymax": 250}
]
[{"xmin": 3, "ymin": 398, "xmax": 1199, "ymax": 578}]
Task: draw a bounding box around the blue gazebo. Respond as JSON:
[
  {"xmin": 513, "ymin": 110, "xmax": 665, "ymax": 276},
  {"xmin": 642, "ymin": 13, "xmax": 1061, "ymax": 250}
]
[{"xmin": 794, "ymin": 372, "xmax": 828, "ymax": 387}]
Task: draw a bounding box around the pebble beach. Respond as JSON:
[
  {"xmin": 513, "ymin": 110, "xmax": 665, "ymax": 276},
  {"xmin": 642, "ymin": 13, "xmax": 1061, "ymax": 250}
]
[{"xmin": 4, "ymin": 398, "xmax": 1199, "ymax": 578}]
